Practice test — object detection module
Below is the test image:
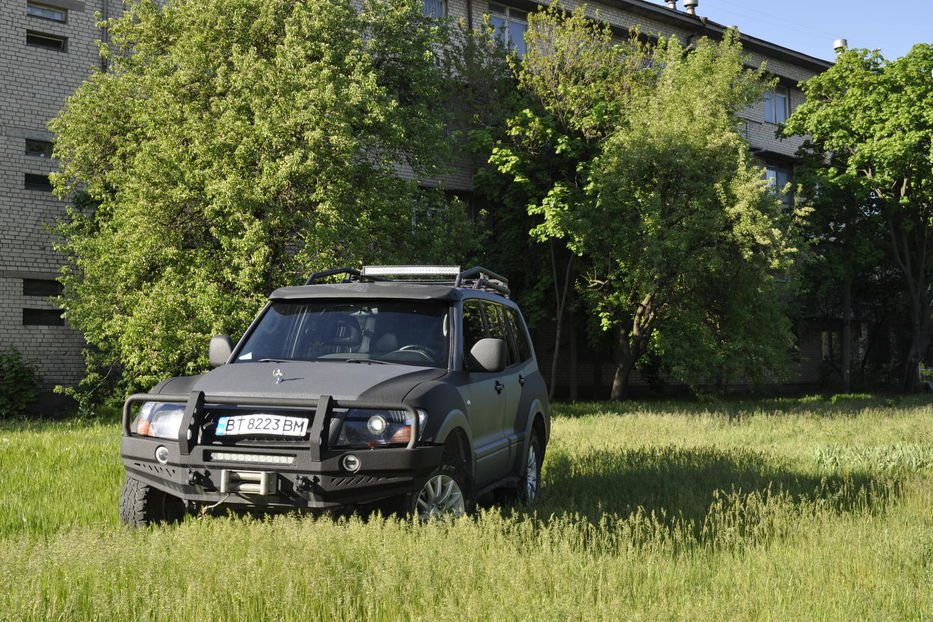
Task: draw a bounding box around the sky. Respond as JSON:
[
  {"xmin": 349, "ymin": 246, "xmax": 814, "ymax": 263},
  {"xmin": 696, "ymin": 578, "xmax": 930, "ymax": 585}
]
[{"xmin": 645, "ymin": 0, "xmax": 932, "ymax": 62}]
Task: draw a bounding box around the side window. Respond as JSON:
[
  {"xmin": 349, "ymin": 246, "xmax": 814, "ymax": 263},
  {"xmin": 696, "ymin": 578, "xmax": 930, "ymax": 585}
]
[
  {"xmin": 506, "ymin": 307, "xmax": 532, "ymax": 362},
  {"xmin": 483, "ymin": 302, "xmax": 517, "ymax": 366},
  {"xmin": 462, "ymin": 300, "xmax": 486, "ymax": 355}
]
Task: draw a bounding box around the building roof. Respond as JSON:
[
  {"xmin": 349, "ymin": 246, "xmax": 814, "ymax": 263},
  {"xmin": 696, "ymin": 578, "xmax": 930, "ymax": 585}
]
[{"xmin": 606, "ymin": 0, "xmax": 834, "ymax": 73}]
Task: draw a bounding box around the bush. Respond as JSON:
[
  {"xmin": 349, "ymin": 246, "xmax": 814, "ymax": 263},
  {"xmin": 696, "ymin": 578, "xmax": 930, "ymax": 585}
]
[{"xmin": 0, "ymin": 347, "xmax": 41, "ymax": 417}]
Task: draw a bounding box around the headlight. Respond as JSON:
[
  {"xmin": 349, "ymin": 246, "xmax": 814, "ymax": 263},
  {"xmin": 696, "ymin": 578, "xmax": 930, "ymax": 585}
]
[
  {"xmin": 334, "ymin": 409, "xmax": 427, "ymax": 448},
  {"xmin": 133, "ymin": 402, "xmax": 186, "ymax": 439}
]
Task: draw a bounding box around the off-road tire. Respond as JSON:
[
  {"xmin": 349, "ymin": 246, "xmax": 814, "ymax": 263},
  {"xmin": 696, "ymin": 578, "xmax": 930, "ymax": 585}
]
[
  {"xmin": 517, "ymin": 434, "xmax": 543, "ymax": 505},
  {"xmin": 496, "ymin": 432, "xmax": 544, "ymax": 507},
  {"xmin": 406, "ymin": 456, "xmax": 474, "ymax": 520},
  {"xmin": 120, "ymin": 475, "xmax": 186, "ymax": 526}
]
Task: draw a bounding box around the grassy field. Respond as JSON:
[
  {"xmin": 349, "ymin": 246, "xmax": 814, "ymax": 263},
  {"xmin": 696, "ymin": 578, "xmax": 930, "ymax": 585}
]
[{"xmin": 0, "ymin": 395, "xmax": 930, "ymax": 621}]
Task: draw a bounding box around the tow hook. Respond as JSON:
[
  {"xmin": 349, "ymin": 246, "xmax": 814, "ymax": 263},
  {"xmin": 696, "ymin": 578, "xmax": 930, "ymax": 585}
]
[
  {"xmin": 187, "ymin": 468, "xmax": 211, "ymax": 488},
  {"xmin": 296, "ymin": 475, "xmax": 315, "ymax": 492}
]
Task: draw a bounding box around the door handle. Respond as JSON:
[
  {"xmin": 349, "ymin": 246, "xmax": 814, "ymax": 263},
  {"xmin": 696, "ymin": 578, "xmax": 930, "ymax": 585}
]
[
  {"xmin": 495, "ymin": 380, "xmax": 504, "ymax": 394},
  {"xmin": 519, "ymin": 375, "xmax": 526, "ymax": 386}
]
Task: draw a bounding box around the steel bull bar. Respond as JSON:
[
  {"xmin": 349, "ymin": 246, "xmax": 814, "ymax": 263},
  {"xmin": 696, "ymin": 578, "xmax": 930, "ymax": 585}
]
[
  {"xmin": 122, "ymin": 391, "xmax": 421, "ymax": 457},
  {"xmin": 123, "ymin": 392, "xmax": 426, "ymax": 500}
]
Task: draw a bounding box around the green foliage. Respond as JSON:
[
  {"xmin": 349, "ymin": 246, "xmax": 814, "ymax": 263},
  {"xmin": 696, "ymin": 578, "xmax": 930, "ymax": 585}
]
[
  {"xmin": 0, "ymin": 348, "xmax": 41, "ymax": 417},
  {"xmin": 50, "ymin": 0, "xmax": 477, "ymax": 406},
  {"xmin": 782, "ymin": 44, "xmax": 933, "ymax": 389},
  {"xmin": 492, "ymin": 5, "xmax": 806, "ymax": 397},
  {"xmin": 0, "ymin": 397, "xmax": 930, "ymax": 619}
]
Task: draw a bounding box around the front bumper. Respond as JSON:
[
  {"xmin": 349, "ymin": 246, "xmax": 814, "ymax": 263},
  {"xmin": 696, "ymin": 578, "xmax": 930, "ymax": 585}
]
[{"xmin": 121, "ymin": 391, "xmax": 444, "ymax": 510}]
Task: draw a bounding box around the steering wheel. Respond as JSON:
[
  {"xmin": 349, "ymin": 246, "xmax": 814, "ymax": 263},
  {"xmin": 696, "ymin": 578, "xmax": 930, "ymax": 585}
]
[{"xmin": 395, "ymin": 344, "xmax": 436, "ymax": 361}]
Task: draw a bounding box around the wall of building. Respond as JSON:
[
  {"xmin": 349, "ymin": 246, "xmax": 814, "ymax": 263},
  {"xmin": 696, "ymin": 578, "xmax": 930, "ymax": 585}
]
[{"xmin": 0, "ymin": 0, "xmax": 122, "ymax": 387}]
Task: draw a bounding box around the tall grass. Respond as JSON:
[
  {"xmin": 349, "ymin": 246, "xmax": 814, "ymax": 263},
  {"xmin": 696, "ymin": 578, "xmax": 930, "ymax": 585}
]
[{"xmin": 0, "ymin": 396, "xmax": 930, "ymax": 621}]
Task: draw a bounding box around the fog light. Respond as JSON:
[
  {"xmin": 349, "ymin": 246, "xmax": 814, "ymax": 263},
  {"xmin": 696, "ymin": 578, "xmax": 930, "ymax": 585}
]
[
  {"xmin": 341, "ymin": 454, "xmax": 361, "ymax": 472},
  {"xmin": 154, "ymin": 445, "xmax": 170, "ymax": 464}
]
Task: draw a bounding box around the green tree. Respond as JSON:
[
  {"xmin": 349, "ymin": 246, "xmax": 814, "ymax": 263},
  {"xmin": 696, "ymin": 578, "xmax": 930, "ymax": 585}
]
[
  {"xmin": 50, "ymin": 0, "xmax": 475, "ymax": 405},
  {"xmin": 791, "ymin": 146, "xmax": 890, "ymax": 390},
  {"xmin": 493, "ymin": 6, "xmax": 805, "ymax": 399},
  {"xmin": 0, "ymin": 348, "xmax": 41, "ymax": 418},
  {"xmin": 782, "ymin": 44, "xmax": 933, "ymax": 391}
]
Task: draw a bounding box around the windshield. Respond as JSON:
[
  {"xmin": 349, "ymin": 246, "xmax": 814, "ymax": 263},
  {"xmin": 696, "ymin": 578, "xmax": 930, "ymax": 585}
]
[{"xmin": 235, "ymin": 300, "xmax": 450, "ymax": 368}]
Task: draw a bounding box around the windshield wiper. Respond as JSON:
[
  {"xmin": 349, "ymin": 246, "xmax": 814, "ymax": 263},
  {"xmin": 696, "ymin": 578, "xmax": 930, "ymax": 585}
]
[
  {"xmin": 345, "ymin": 358, "xmax": 390, "ymax": 365},
  {"xmin": 257, "ymin": 358, "xmax": 290, "ymax": 363}
]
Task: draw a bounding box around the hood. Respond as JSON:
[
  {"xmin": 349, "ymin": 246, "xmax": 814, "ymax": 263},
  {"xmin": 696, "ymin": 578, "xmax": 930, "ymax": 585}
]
[{"xmin": 183, "ymin": 360, "xmax": 446, "ymax": 404}]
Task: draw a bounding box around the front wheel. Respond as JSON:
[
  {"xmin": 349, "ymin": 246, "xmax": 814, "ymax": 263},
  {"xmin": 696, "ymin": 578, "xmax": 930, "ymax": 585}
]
[
  {"xmin": 517, "ymin": 435, "xmax": 543, "ymax": 505},
  {"xmin": 408, "ymin": 460, "xmax": 473, "ymax": 521},
  {"xmin": 120, "ymin": 475, "xmax": 186, "ymax": 526}
]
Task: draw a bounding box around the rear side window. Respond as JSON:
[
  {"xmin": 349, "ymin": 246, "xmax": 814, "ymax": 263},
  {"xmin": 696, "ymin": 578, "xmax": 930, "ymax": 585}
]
[
  {"xmin": 483, "ymin": 302, "xmax": 518, "ymax": 367},
  {"xmin": 461, "ymin": 299, "xmax": 532, "ymax": 367},
  {"xmin": 505, "ymin": 307, "xmax": 532, "ymax": 362}
]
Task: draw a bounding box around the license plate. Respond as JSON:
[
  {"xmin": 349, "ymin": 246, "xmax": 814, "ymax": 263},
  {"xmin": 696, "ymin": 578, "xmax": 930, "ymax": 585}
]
[{"xmin": 215, "ymin": 414, "xmax": 309, "ymax": 437}]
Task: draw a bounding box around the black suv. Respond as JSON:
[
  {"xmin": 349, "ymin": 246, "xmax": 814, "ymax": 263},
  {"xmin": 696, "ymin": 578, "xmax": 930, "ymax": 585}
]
[{"xmin": 120, "ymin": 266, "xmax": 550, "ymax": 524}]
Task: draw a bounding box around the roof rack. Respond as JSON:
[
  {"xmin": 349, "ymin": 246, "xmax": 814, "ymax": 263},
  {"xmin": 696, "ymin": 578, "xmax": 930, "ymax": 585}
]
[
  {"xmin": 303, "ymin": 265, "xmax": 510, "ymax": 297},
  {"xmin": 304, "ymin": 268, "xmax": 369, "ymax": 285},
  {"xmin": 455, "ymin": 266, "xmax": 510, "ymax": 297}
]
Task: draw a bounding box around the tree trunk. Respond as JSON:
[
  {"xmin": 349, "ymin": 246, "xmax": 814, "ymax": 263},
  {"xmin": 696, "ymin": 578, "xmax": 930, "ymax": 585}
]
[
  {"xmin": 607, "ymin": 294, "xmax": 658, "ymax": 400},
  {"xmin": 569, "ymin": 307, "xmax": 578, "ymax": 401},
  {"xmin": 901, "ymin": 294, "xmax": 930, "ymax": 392},
  {"xmin": 610, "ymin": 359, "xmax": 634, "ymax": 400},
  {"xmin": 548, "ymin": 244, "xmax": 574, "ymax": 400},
  {"xmin": 840, "ymin": 276, "xmax": 852, "ymax": 392},
  {"xmin": 886, "ymin": 215, "xmax": 931, "ymax": 393}
]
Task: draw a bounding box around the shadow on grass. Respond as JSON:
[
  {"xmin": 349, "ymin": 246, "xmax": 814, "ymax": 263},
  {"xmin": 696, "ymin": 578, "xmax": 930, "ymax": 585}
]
[{"xmin": 509, "ymin": 445, "xmax": 900, "ymax": 548}]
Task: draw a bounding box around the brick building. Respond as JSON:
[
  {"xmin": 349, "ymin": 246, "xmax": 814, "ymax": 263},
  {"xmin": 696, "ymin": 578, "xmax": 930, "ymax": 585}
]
[
  {"xmin": 0, "ymin": 0, "xmax": 833, "ymax": 395},
  {"xmin": 1, "ymin": 0, "xmax": 127, "ymax": 390}
]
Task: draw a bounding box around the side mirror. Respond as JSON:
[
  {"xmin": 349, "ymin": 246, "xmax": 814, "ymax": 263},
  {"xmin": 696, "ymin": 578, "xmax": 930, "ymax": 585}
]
[
  {"xmin": 468, "ymin": 338, "xmax": 507, "ymax": 373},
  {"xmin": 209, "ymin": 335, "xmax": 233, "ymax": 367}
]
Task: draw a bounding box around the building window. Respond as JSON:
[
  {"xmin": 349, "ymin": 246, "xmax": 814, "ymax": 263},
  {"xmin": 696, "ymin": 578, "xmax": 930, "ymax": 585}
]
[
  {"xmin": 26, "ymin": 30, "xmax": 67, "ymax": 52},
  {"xmin": 764, "ymin": 85, "xmax": 789, "ymax": 124},
  {"xmin": 489, "ymin": 3, "xmax": 528, "ymax": 57},
  {"xmin": 23, "ymin": 278, "xmax": 63, "ymax": 298},
  {"xmin": 25, "ymin": 139, "xmax": 54, "ymax": 158},
  {"xmin": 24, "ymin": 173, "xmax": 53, "ymax": 191},
  {"xmin": 26, "ymin": 1, "xmax": 67, "ymax": 22},
  {"xmin": 422, "ymin": 0, "xmax": 445, "ymax": 18},
  {"xmin": 23, "ymin": 308, "xmax": 65, "ymax": 326},
  {"xmin": 765, "ymin": 165, "xmax": 792, "ymax": 205}
]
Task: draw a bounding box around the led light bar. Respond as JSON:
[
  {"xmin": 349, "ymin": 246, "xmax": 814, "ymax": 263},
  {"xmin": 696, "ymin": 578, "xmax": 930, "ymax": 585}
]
[
  {"xmin": 209, "ymin": 452, "xmax": 295, "ymax": 465},
  {"xmin": 361, "ymin": 265, "xmax": 461, "ymax": 277}
]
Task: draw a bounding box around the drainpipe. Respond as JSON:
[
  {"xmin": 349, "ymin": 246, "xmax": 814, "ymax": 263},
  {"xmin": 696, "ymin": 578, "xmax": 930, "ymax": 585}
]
[
  {"xmin": 100, "ymin": 0, "xmax": 110, "ymax": 71},
  {"xmin": 466, "ymin": 0, "xmax": 473, "ymax": 30}
]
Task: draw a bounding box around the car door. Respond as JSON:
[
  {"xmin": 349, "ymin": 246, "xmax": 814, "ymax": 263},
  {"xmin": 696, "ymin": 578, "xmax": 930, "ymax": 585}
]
[
  {"xmin": 461, "ymin": 299, "xmax": 510, "ymax": 486},
  {"xmin": 503, "ymin": 305, "xmax": 541, "ymax": 441},
  {"xmin": 482, "ymin": 302, "xmax": 524, "ymax": 454}
]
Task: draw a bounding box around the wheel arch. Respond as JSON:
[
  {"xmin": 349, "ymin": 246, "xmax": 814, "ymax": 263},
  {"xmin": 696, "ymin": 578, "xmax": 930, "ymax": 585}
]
[
  {"xmin": 435, "ymin": 410, "xmax": 474, "ymax": 484},
  {"xmin": 520, "ymin": 398, "xmax": 549, "ymax": 467}
]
